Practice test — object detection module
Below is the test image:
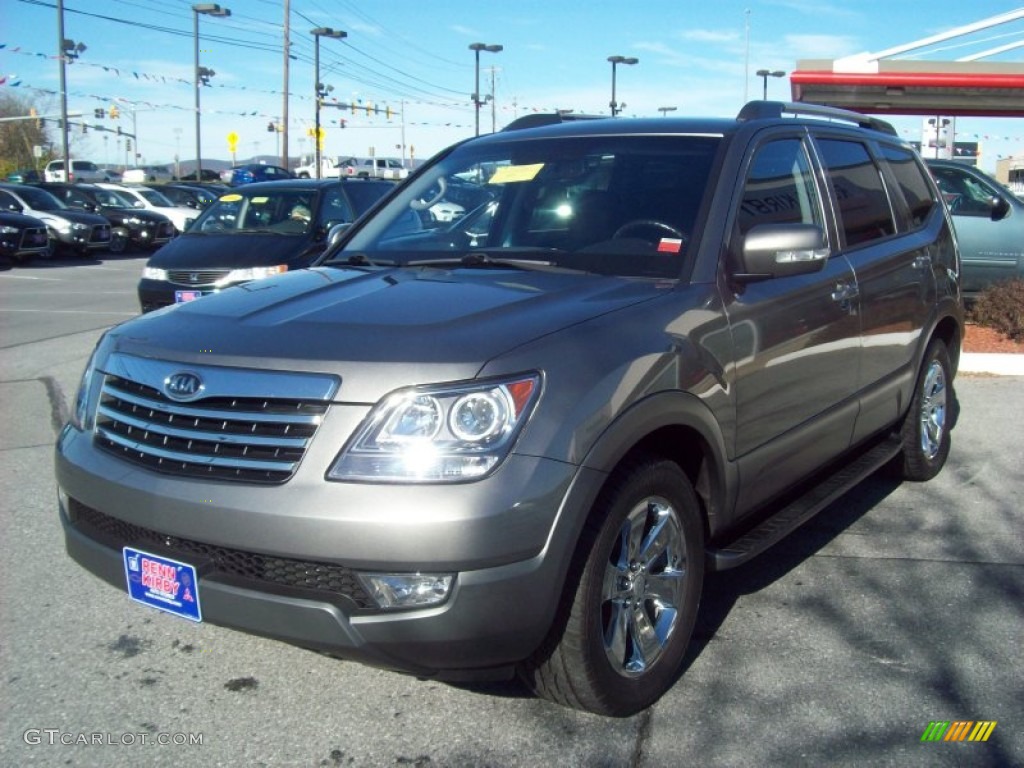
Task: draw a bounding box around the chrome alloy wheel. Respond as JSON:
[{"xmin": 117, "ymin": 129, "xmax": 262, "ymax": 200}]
[
  {"xmin": 919, "ymin": 359, "xmax": 948, "ymax": 460},
  {"xmin": 602, "ymin": 497, "xmax": 687, "ymax": 677}
]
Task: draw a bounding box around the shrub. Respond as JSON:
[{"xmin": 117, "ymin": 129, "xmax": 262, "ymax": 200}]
[{"xmin": 969, "ymin": 278, "xmax": 1024, "ymax": 341}]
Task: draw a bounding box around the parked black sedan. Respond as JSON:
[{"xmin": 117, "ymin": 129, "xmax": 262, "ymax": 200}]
[
  {"xmin": 0, "ymin": 183, "xmax": 110, "ymax": 256},
  {"xmin": 35, "ymin": 182, "xmax": 176, "ymax": 253},
  {"xmin": 0, "ymin": 209, "xmax": 51, "ymax": 264},
  {"xmin": 138, "ymin": 178, "xmax": 394, "ymax": 312}
]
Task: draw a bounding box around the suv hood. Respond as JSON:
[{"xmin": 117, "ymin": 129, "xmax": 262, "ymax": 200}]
[
  {"xmin": 147, "ymin": 232, "xmax": 320, "ymax": 268},
  {"xmin": 111, "ymin": 265, "xmax": 667, "ymax": 402}
]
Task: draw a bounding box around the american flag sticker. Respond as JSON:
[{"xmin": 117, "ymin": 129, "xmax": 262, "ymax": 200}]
[{"xmin": 657, "ymin": 238, "xmax": 683, "ymax": 254}]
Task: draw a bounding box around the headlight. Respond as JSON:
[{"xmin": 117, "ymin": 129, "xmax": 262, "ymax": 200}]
[
  {"xmin": 142, "ymin": 266, "xmax": 168, "ymax": 280},
  {"xmin": 125, "ymin": 216, "xmax": 144, "ymax": 225},
  {"xmin": 221, "ymin": 265, "xmax": 288, "ymax": 283},
  {"xmin": 52, "ymin": 220, "xmax": 72, "ymax": 234},
  {"xmin": 0, "ymin": 225, "xmax": 18, "ymax": 234},
  {"xmin": 328, "ymin": 374, "xmax": 541, "ymax": 483},
  {"xmin": 70, "ymin": 337, "xmax": 108, "ymax": 431}
]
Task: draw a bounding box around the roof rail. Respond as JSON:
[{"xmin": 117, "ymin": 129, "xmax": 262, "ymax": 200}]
[
  {"xmin": 502, "ymin": 113, "xmax": 608, "ymax": 132},
  {"xmin": 737, "ymin": 101, "xmax": 898, "ymax": 136}
]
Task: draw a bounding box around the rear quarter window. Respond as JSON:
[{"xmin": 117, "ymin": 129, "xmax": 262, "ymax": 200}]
[{"xmin": 878, "ymin": 145, "xmax": 937, "ymax": 229}]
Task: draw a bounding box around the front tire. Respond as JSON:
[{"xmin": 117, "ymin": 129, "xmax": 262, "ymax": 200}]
[
  {"xmin": 108, "ymin": 232, "xmax": 128, "ymax": 254},
  {"xmin": 520, "ymin": 457, "xmax": 704, "ymax": 716},
  {"xmin": 894, "ymin": 338, "xmax": 952, "ymax": 481}
]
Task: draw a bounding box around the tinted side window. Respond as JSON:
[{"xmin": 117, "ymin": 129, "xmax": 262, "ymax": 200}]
[
  {"xmin": 878, "ymin": 145, "xmax": 936, "ymax": 229},
  {"xmin": 738, "ymin": 138, "xmax": 823, "ymax": 236},
  {"xmin": 817, "ymin": 138, "xmax": 895, "ymax": 248}
]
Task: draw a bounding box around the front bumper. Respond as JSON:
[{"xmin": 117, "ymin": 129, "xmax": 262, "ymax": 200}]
[
  {"xmin": 56, "ymin": 423, "xmax": 592, "ymax": 677},
  {"xmin": 53, "ymin": 226, "xmax": 111, "ymax": 251}
]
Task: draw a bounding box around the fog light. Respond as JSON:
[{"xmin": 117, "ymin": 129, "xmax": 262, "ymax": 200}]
[{"xmin": 358, "ymin": 572, "xmax": 454, "ymax": 610}]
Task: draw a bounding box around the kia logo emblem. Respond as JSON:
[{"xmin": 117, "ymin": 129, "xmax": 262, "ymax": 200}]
[{"xmin": 164, "ymin": 372, "xmax": 204, "ymax": 401}]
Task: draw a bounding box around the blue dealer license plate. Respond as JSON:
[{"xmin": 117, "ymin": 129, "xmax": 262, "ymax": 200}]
[{"xmin": 123, "ymin": 547, "xmax": 202, "ymax": 622}]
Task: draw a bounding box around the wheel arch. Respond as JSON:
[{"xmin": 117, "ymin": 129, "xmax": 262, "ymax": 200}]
[{"xmin": 577, "ymin": 391, "xmax": 735, "ymax": 546}]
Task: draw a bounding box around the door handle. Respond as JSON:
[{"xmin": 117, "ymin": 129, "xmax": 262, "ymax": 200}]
[
  {"xmin": 831, "ymin": 282, "xmax": 859, "ymax": 302},
  {"xmin": 913, "ymin": 255, "xmax": 932, "ymax": 269}
]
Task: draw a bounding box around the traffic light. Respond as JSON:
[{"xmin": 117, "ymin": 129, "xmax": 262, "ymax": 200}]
[
  {"xmin": 94, "ymin": 108, "xmax": 105, "ymax": 119},
  {"xmin": 82, "ymin": 123, "xmax": 88, "ymax": 134},
  {"xmin": 267, "ymin": 121, "xmax": 275, "ymax": 132},
  {"xmin": 126, "ymin": 139, "xmax": 132, "ymax": 152},
  {"xmin": 339, "ymin": 119, "xmax": 346, "ymax": 129},
  {"xmin": 109, "ymin": 105, "xmax": 119, "ymax": 119},
  {"xmin": 117, "ymin": 126, "xmax": 122, "ymax": 136},
  {"xmin": 30, "ymin": 107, "xmax": 40, "ymax": 129},
  {"xmin": 385, "ymin": 106, "xmax": 392, "ymax": 119}
]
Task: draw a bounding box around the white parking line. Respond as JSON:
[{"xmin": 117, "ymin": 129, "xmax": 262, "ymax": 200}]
[
  {"xmin": 0, "ymin": 274, "xmax": 63, "ymax": 281},
  {"xmin": 0, "ymin": 308, "xmax": 137, "ymax": 316}
]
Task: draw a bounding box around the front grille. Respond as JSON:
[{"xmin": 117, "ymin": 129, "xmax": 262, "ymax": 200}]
[
  {"xmin": 156, "ymin": 222, "xmax": 175, "ymax": 239},
  {"xmin": 167, "ymin": 269, "xmax": 230, "ymax": 286},
  {"xmin": 20, "ymin": 227, "xmax": 49, "ymax": 250},
  {"xmin": 94, "ymin": 375, "xmax": 328, "ymax": 484},
  {"xmin": 68, "ymin": 498, "xmax": 374, "ymax": 609},
  {"xmin": 91, "ymin": 224, "xmax": 111, "ymax": 243}
]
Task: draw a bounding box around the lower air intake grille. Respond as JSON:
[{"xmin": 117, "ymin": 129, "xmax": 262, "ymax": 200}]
[{"xmin": 69, "ymin": 498, "xmax": 374, "ymax": 609}]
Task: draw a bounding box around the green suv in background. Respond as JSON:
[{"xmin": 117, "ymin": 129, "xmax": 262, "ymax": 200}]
[
  {"xmin": 927, "ymin": 158, "xmax": 1024, "ymax": 299},
  {"xmin": 57, "ymin": 102, "xmax": 962, "ymax": 717}
]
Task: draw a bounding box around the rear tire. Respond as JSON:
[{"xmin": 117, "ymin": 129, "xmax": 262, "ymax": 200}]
[
  {"xmin": 519, "ymin": 456, "xmax": 704, "ymax": 716},
  {"xmin": 894, "ymin": 338, "xmax": 952, "ymax": 481}
]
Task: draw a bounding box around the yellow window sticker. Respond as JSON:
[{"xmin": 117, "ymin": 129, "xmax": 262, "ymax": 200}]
[
  {"xmin": 219, "ymin": 194, "xmax": 242, "ymax": 202},
  {"xmin": 489, "ymin": 163, "xmax": 544, "ymax": 184},
  {"xmin": 250, "ymin": 197, "xmax": 269, "ymax": 204}
]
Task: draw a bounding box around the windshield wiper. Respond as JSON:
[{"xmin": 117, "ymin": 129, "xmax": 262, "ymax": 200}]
[{"xmin": 407, "ymin": 252, "xmax": 559, "ymax": 270}]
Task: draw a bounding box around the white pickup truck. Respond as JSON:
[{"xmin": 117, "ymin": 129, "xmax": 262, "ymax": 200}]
[{"xmin": 294, "ymin": 156, "xmax": 409, "ymax": 180}]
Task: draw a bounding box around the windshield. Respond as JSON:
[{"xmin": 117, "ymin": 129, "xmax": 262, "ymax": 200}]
[
  {"xmin": 192, "ymin": 189, "xmax": 318, "ymax": 235},
  {"xmin": 138, "ymin": 188, "xmax": 175, "ymax": 207},
  {"xmin": 336, "ymin": 134, "xmax": 720, "ymax": 278},
  {"xmin": 14, "ymin": 186, "xmax": 67, "ymax": 211},
  {"xmin": 94, "ymin": 188, "xmax": 134, "ymax": 208}
]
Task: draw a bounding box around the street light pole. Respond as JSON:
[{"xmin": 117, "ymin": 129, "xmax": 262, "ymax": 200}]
[
  {"xmin": 469, "ymin": 42, "xmax": 502, "ymax": 137},
  {"xmin": 312, "ymin": 27, "xmax": 346, "ymax": 180},
  {"xmin": 607, "ymin": 55, "xmax": 638, "ymax": 117},
  {"xmin": 756, "ymin": 69, "xmax": 786, "ymax": 100},
  {"xmin": 56, "ymin": 0, "xmax": 85, "ymax": 174},
  {"xmin": 193, "ymin": 3, "xmax": 230, "ymax": 182}
]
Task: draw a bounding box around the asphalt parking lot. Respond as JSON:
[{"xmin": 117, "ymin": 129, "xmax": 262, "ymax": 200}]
[{"xmin": 1, "ymin": 252, "xmax": 1022, "ymax": 767}]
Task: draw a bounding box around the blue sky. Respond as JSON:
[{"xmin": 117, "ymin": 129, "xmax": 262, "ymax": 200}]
[{"xmin": 3, "ymin": 0, "xmax": 1023, "ymax": 170}]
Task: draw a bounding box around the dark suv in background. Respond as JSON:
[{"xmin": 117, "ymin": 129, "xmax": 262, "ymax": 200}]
[
  {"xmin": 57, "ymin": 102, "xmax": 962, "ymax": 717},
  {"xmin": 35, "ymin": 183, "xmax": 176, "ymax": 254}
]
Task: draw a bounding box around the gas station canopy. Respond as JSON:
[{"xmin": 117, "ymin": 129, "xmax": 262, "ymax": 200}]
[
  {"xmin": 789, "ymin": 8, "xmax": 1024, "ymax": 117},
  {"xmin": 791, "ymin": 60, "xmax": 1024, "ymax": 117}
]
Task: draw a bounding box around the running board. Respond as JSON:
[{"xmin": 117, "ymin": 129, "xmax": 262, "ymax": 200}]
[{"xmin": 707, "ymin": 436, "xmax": 903, "ymax": 571}]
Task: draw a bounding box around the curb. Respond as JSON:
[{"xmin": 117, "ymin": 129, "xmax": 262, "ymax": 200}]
[{"xmin": 959, "ymin": 352, "xmax": 1024, "ymax": 376}]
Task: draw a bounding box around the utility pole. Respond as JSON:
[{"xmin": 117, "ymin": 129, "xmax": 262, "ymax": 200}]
[{"xmin": 281, "ymin": 0, "xmax": 290, "ymax": 169}]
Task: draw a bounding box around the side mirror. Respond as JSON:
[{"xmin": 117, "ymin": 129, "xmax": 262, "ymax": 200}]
[
  {"xmin": 990, "ymin": 196, "xmax": 1010, "ymax": 221},
  {"xmin": 6, "ymin": 202, "xmax": 24, "ymax": 213},
  {"xmin": 327, "ymin": 222, "xmax": 351, "ymax": 246},
  {"xmin": 733, "ymin": 223, "xmax": 829, "ymax": 283}
]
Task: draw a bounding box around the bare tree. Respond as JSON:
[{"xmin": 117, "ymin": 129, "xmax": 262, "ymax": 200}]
[{"xmin": 0, "ymin": 93, "xmax": 54, "ymax": 176}]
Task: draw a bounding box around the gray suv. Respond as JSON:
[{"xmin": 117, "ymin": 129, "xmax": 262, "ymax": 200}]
[{"xmin": 56, "ymin": 102, "xmax": 963, "ymax": 717}]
